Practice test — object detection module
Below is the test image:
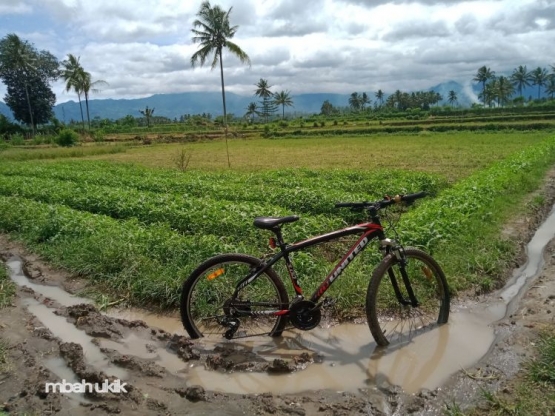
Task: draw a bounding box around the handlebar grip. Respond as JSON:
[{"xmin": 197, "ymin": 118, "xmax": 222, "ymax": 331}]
[{"xmin": 401, "ymin": 191, "xmax": 428, "ymax": 203}]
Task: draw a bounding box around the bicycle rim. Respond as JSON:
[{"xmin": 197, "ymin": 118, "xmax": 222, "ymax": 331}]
[{"xmin": 367, "ymin": 248, "xmax": 450, "ymax": 346}]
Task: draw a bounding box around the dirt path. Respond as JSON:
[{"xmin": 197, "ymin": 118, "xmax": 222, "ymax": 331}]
[{"xmin": 1, "ymin": 171, "xmax": 555, "ymax": 416}]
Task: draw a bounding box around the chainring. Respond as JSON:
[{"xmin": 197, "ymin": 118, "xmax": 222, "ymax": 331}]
[{"xmin": 289, "ymin": 300, "xmax": 321, "ymax": 330}]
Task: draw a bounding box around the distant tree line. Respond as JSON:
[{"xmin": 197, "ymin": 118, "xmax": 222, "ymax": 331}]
[{"xmin": 473, "ymin": 65, "xmax": 555, "ymax": 107}]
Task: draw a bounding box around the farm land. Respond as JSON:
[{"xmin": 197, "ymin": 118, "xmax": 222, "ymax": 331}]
[{"xmin": 1, "ymin": 110, "xmax": 555, "ymax": 414}]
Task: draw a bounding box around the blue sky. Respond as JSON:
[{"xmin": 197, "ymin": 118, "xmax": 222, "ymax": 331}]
[{"xmin": 0, "ymin": 0, "xmax": 554, "ymax": 104}]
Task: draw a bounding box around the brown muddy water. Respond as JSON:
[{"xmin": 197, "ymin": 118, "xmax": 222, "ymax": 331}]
[{"xmin": 6, "ymin": 203, "xmax": 555, "ymax": 395}]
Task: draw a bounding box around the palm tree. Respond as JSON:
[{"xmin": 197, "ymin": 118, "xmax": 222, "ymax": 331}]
[
  {"xmin": 61, "ymin": 54, "xmax": 86, "ymax": 131},
  {"xmin": 375, "ymin": 89, "xmax": 384, "ymax": 107},
  {"xmin": 139, "ymin": 106, "xmax": 155, "ymax": 127},
  {"xmin": 82, "ymin": 73, "xmax": 108, "ymax": 130},
  {"xmin": 360, "ymin": 92, "xmax": 370, "ymax": 110},
  {"xmin": 244, "ymin": 101, "xmax": 259, "ymax": 122},
  {"xmin": 479, "ymin": 83, "xmax": 495, "ymax": 108},
  {"xmin": 473, "ymin": 66, "xmax": 495, "ymax": 106},
  {"xmin": 349, "ymin": 92, "xmax": 361, "ymax": 111},
  {"xmin": 531, "ymin": 67, "xmax": 549, "ymax": 100},
  {"xmin": 546, "ymin": 77, "xmax": 555, "ymax": 100},
  {"xmin": 510, "ymin": 65, "xmax": 532, "ymax": 98},
  {"xmin": 254, "ymin": 78, "xmax": 274, "ymax": 123},
  {"xmin": 494, "ymin": 76, "xmax": 514, "ymax": 107},
  {"xmin": 0, "ymin": 34, "xmax": 37, "ymax": 134},
  {"xmin": 447, "ymin": 90, "xmax": 457, "ymax": 107},
  {"xmin": 273, "ymin": 90, "xmax": 294, "ymax": 119},
  {"xmin": 191, "ymin": 1, "xmax": 250, "ymax": 168}
]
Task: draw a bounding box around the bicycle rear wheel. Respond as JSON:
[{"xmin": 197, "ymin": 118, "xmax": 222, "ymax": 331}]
[
  {"xmin": 366, "ymin": 248, "xmax": 450, "ymax": 347},
  {"xmin": 180, "ymin": 253, "xmax": 289, "ymax": 340}
]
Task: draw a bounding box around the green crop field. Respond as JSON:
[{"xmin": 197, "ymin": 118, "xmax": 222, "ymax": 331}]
[
  {"xmin": 0, "ymin": 130, "xmax": 554, "ymax": 316},
  {"xmin": 87, "ymin": 131, "xmax": 551, "ymax": 181}
]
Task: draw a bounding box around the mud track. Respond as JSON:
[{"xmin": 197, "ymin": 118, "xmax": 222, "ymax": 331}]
[{"xmin": 1, "ymin": 169, "xmax": 555, "ymax": 415}]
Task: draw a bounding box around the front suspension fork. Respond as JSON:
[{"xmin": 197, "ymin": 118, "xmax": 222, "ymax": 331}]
[{"xmin": 381, "ymin": 239, "xmax": 419, "ymax": 307}]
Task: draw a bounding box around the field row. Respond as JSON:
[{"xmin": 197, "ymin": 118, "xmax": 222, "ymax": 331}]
[
  {"xmin": 0, "ymin": 161, "xmax": 445, "ymax": 217},
  {"xmin": 1, "ymin": 135, "xmax": 555, "ymax": 312}
]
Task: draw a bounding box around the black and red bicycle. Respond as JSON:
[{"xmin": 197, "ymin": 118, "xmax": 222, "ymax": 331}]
[{"xmin": 180, "ymin": 192, "xmax": 450, "ymax": 346}]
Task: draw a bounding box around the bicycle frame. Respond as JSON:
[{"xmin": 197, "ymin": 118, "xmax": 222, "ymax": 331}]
[{"xmin": 232, "ymin": 221, "xmax": 386, "ymax": 314}]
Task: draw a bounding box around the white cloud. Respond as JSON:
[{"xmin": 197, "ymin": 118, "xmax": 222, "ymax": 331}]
[
  {"xmin": 0, "ymin": 0, "xmax": 31, "ymax": 14},
  {"xmin": 0, "ymin": 0, "xmax": 553, "ymax": 104}
]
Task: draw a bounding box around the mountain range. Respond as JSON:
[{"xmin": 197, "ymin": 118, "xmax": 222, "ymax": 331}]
[{"xmin": 0, "ymin": 81, "xmax": 548, "ymax": 123}]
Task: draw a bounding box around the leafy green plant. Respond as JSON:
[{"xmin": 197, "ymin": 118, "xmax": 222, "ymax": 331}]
[
  {"xmin": 0, "ymin": 263, "xmax": 15, "ymax": 309},
  {"xmin": 528, "ymin": 331, "xmax": 555, "ymax": 385},
  {"xmin": 56, "ymin": 129, "xmax": 79, "ymax": 147}
]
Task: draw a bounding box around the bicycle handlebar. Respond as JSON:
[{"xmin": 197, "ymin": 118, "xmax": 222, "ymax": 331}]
[{"xmin": 334, "ymin": 192, "xmax": 428, "ymax": 210}]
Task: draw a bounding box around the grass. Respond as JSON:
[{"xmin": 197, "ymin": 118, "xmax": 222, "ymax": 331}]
[
  {"xmin": 0, "ymin": 263, "xmax": 15, "ymax": 309},
  {"xmin": 454, "ymin": 329, "xmax": 555, "ymax": 416},
  {"xmin": 89, "ymin": 131, "xmax": 551, "ymax": 182},
  {"xmin": 0, "ymin": 132, "xmax": 554, "ymax": 315},
  {"xmin": 0, "ymin": 143, "xmax": 129, "ymax": 162}
]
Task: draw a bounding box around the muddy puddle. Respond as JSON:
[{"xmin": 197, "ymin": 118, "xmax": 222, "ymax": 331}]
[{"xmin": 5, "ymin": 203, "xmax": 555, "ymax": 396}]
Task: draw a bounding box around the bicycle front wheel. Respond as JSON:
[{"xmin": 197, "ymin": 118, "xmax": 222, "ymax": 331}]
[
  {"xmin": 180, "ymin": 254, "xmax": 289, "ymax": 340},
  {"xmin": 366, "ymin": 248, "xmax": 450, "ymax": 347}
]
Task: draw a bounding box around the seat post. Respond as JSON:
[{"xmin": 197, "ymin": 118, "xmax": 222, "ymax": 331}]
[{"xmin": 272, "ymin": 227, "xmax": 287, "ymax": 250}]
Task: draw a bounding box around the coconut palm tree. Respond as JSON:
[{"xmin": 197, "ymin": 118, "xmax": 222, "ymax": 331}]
[
  {"xmin": 82, "ymin": 73, "xmax": 108, "ymax": 130},
  {"xmin": 191, "ymin": 1, "xmax": 250, "ymax": 167},
  {"xmin": 510, "ymin": 65, "xmax": 532, "ymax": 98},
  {"xmin": 473, "ymin": 66, "xmax": 495, "ymax": 106},
  {"xmin": 531, "ymin": 67, "xmax": 549, "ymax": 100},
  {"xmin": 349, "ymin": 92, "xmax": 361, "ymax": 111},
  {"xmin": 375, "ymin": 89, "xmax": 384, "ymax": 107},
  {"xmin": 0, "ymin": 34, "xmax": 37, "ymax": 134},
  {"xmin": 244, "ymin": 101, "xmax": 259, "ymax": 122},
  {"xmin": 61, "ymin": 54, "xmax": 86, "ymax": 131},
  {"xmin": 494, "ymin": 76, "xmax": 514, "ymax": 107},
  {"xmin": 360, "ymin": 92, "xmax": 370, "ymax": 110},
  {"xmin": 273, "ymin": 90, "xmax": 294, "ymax": 119},
  {"xmin": 254, "ymin": 78, "xmax": 274, "ymax": 123},
  {"xmin": 546, "ymin": 77, "xmax": 555, "ymax": 100},
  {"xmin": 447, "ymin": 90, "xmax": 457, "ymax": 107}
]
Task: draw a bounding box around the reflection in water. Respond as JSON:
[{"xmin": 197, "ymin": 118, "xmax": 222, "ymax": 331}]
[{"xmin": 181, "ymin": 312, "xmax": 495, "ymax": 395}]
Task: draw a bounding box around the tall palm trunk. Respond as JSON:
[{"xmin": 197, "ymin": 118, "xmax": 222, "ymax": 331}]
[
  {"xmin": 77, "ymin": 92, "xmax": 85, "ymax": 132},
  {"xmin": 218, "ymin": 47, "xmax": 230, "ymax": 168},
  {"xmin": 23, "ymin": 80, "xmax": 35, "ymax": 136},
  {"xmin": 85, "ymin": 91, "xmax": 91, "ymax": 130}
]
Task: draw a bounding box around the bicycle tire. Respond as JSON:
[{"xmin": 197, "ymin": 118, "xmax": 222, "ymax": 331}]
[
  {"xmin": 366, "ymin": 247, "xmax": 450, "ymax": 347},
  {"xmin": 180, "ymin": 253, "xmax": 289, "ymax": 340}
]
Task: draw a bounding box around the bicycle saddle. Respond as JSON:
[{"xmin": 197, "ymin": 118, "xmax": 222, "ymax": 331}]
[{"xmin": 253, "ymin": 216, "xmax": 300, "ymax": 230}]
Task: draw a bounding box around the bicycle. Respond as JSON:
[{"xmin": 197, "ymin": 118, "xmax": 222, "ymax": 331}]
[{"xmin": 180, "ymin": 192, "xmax": 450, "ymax": 347}]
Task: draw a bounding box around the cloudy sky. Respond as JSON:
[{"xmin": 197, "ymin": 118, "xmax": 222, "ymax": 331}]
[{"xmin": 0, "ymin": 0, "xmax": 553, "ymax": 103}]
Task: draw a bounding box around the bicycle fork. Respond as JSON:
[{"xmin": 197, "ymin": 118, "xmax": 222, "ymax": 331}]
[{"xmin": 381, "ymin": 239, "xmax": 420, "ymax": 307}]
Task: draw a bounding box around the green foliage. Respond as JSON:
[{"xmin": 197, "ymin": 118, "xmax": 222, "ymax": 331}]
[
  {"xmin": 0, "ymin": 135, "xmax": 554, "ymax": 313},
  {"xmin": 92, "ymin": 129, "xmax": 106, "ymax": 142},
  {"xmin": 56, "ymin": 129, "xmax": 79, "ymax": 147},
  {"xmin": 0, "ymin": 263, "xmax": 15, "ymax": 309},
  {"xmin": 528, "ymin": 331, "xmax": 555, "ymax": 385},
  {"xmin": 0, "ymin": 34, "xmax": 59, "ymax": 128},
  {"xmin": 10, "ymin": 134, "xmax": 24, "ymax": 145}
]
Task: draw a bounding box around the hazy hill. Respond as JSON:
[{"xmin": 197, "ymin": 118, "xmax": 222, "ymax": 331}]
[{"xmin": 0, "ymin": 80, "xmax": 549, "ymax": 122}]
